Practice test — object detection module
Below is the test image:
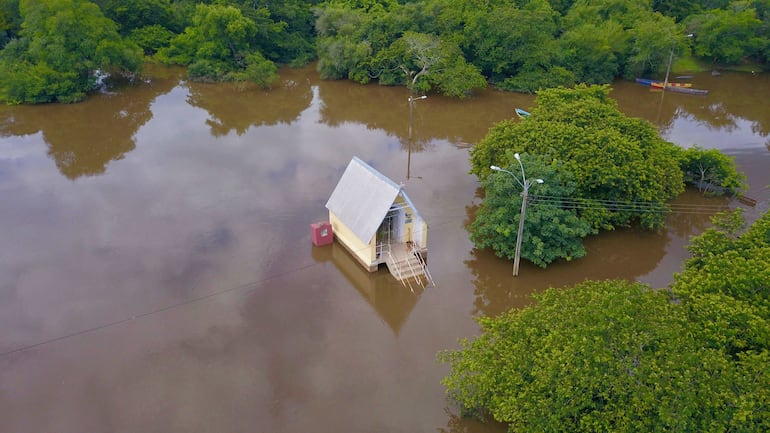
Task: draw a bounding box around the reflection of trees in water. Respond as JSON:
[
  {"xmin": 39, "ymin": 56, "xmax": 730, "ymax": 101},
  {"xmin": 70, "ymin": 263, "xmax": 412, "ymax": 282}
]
[
  {"xmin": 185, "ymin": 75, "xmax": 313, "ymax": 137},
  {"xmin": 315, "ymin": 78, "xmax": 526, "ymax": 150},
  {"xmin": 617, "ymin": 73, "xmax": 770, "ymax": 143},
  {"xmin": 0, "ymin": 77, "xmax": 176, "ymax": 179},
  {"xmin": 669, "ymin": 72, "xmax": 770, "ymax": 138}
]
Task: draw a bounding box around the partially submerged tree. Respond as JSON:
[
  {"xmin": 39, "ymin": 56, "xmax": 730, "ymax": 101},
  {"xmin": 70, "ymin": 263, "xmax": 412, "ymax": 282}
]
[
  {"xmin": 441, "ymin": 207, "xmax": 770, "ymax": 431},
  {"xmin": 674, "ymin": 208, "xmax": 770, "ymax": 309},
  {"xmin": 470, "ymin": 153, "xmax": 593, "ymax": 267},
  {"xmin": 0, "ymin": 0, "xmax": 143, "ymax": 104},
  {"xmin": 439, "ymin": 279, "xmax": 770, "ymax": 432},
  {"xmin": 468, "ymin": 84, "xmax": 749, "ymax": 268},
  {"xmin": 369, "ymin": 30, "xmax": 486, "ymax": 97},
  {"xmin": 679, "ymin": 145, "xmax": 746, "ymax": 196},
  {"xmin": 470, "ymin": 84, "xmax": 685, "ymax": 232}
]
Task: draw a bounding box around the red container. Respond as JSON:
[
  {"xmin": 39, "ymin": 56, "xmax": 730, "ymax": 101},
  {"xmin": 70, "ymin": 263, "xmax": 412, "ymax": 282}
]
[{"xmin": 311, "ymin": 221, "xmax": 334, "ymax": 246}]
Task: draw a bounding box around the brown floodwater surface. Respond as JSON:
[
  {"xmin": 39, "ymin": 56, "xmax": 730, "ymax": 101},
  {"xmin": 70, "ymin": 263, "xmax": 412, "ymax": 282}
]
[{"xmin": 1, "ymin": 65, "xmax": 768, "ymax": 432}]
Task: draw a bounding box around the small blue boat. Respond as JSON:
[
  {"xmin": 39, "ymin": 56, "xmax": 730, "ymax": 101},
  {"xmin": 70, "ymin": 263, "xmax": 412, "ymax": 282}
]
[{"xmin": 515, "ymin": 108, "xmax": 530, "ymax": 118}]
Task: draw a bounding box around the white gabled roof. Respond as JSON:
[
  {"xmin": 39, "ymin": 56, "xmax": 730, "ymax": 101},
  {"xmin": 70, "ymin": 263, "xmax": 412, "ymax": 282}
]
[{"xmin": 325, "ymin": 157, "xmax": 402, "ymax": 243}]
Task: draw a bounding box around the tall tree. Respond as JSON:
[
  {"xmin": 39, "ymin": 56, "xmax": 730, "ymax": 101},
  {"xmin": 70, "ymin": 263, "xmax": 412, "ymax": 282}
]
[
  {"xmin": 0, "ymin": 0, "xmax": 142, "ymax": 104},
  {"xmin": 686, "ymin": 7, "xmax": 764, "ymax": 64},
  {"xmin": 372, "ymin": 30, "xmax": 486, "ymax": 96},
  {"xmin": 157, "ymin": 3, "xmax": 278, "ymax": 86}
]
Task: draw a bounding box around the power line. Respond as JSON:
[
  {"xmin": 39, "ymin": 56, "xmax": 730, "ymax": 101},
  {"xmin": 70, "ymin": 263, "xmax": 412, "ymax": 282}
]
[
  {"xmin": 0, "ymin": 194, "xmax": 751, "ymax": 357},
  {"xmin": 0, "ymin": 217, "xmax": 463, "ymax": 358},
  {"xmin": 528, "ymin": 193, "xmax": 733, "ymax": 215}
]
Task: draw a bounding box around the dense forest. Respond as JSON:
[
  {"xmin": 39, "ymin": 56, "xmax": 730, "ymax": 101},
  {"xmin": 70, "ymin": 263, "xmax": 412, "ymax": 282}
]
[{"xmin": 1, "ymin": 0, "xmax": 769, "ymax": 103}]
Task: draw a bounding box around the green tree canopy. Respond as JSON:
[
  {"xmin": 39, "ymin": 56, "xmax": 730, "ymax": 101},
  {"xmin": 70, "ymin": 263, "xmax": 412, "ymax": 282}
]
[
  {"xmin": 470, "ymin": 153, "xmax": 593, "ymax": 267},
  {"xmin": 440, "ymin": 277, "xmax": 770, "ymax": 432},
  {"xmin": 156, "ymin": 3, "xmax": 278, "ymax": 86},
  {"xmin": 679, "ymin": 145, "xmax": 746, "ymax": 195},
  {"xmin": 0, "ymin": 0, "xmax": 21, "ymax": 47},
  {"xmin": 470, "ymin": 84, "xmax": 685, "ymax": 232},
  {"xmin": 315, "ymin": 1, "xmax": 486, "ymax": 97},
  {"xmin": 686, "ymin": 6, "xmax": 765, "ymax": 64},
  {"xmin": 442, "ymin": 207, "xmax": 770, "ymax": 432},
  {"xmin": 0, "ymin": 0, "xmax": 143, "ymax": 104},
  {"xmin": 674, "ymin": 208, "xmax": 770, "ymax": 309}
]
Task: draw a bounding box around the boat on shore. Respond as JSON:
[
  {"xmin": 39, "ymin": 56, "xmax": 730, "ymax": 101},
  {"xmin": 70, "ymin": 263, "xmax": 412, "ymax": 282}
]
[
  {"xmin": 515, "ymin": 108, "xmax": 530, "ymax": 118},
  {"xmin": 650, "ymin": 82, "xmax": 709, "ymax": 95},
  {"xmin": 635, "ymin": 78, "xmax": 693, "ymax": 87}
]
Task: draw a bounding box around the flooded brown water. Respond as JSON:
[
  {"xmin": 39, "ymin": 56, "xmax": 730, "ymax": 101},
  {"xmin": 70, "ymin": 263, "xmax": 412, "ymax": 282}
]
[{"xmin": 1, "ymin": 64, "xmax": 769, "ymax": 432}]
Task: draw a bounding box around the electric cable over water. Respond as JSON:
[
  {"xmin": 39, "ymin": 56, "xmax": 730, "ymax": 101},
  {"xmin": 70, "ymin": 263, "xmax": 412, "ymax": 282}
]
[{"xmin": 2, "ymin": 196, "xmax": 759, "ymax": 358}]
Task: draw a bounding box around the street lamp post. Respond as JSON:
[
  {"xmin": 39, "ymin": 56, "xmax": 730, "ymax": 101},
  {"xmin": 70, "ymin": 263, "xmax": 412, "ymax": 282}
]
[
  {"xmin": 491, "ymin": 153, "xmax": 543, "ymax": 276},
  {"xmin": 663, "ymin": 33, "xmax": 694, "ymax": 90},
  {"xmin": 407, "ymin": 95, "xmax": 427, "ymax": 180}
]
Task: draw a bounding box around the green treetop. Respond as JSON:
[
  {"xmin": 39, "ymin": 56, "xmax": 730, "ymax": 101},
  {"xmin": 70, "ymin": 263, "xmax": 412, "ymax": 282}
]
[
  {"xmin": 0, "ymin": 0, "xmax": 143, "ymax": 104},
  {"xmin": 440, "ymin": 207, "xmax": 770, "ymax": 431}
]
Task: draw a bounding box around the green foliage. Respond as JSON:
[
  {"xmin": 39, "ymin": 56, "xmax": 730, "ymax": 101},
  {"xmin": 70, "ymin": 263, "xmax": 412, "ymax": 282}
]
[
  {"xmin": 462, "ymin": 1, "xmax": 559, "ymax": 81},
  {"xmin": 679, "ymin": 145, "xmax": 746, "ymax": 195},
  {"xmin": 0, "ymin": 0, "xmax": 21, "ymax": 47},
  {"xmin": 440, "ymin": 279, "xmax": 770, "ymax": 432},
  {"xmin": 128, "ymin": 24, "xmax": 175, "ymax": 55},
  {"xmin": 470, "ymin": 84, "xmax": 684, "ymax": 232},
  {"xmin": 311, "ymin": 0, "xmax": 770, "ymax": 93},
  {"xmin": 249, "ymin": 0, "xmax": 318, "ymax": 65},
  {"xmin": 316, "ymin": 35, "xmax": 372, "ymax": 81},
  {"xmin": 239, "ymin": 51, "xmax": 279, "ymax": 88},
  {"xmin": 674, "ymin": 209, "xmax": 770, "ymax": 309},
  {"xmin": 623, "ymin": 13, "xmax": 680, "ymax": 79},
  {"xmin": 314, "ymin": 5, "xmax": 375, "ymax": 81},
  {"xmin": 0, "ymin": 0, "xmax": 142, "ymax": 104},
  {"xmin": 498, "ymin": 66, "xmax": 575, "ymax": 93},
  {"xmin": 157, "ymin": 3, "xmax": 279, "ymax": 86},
  {"xmin": 404, "ymin": 31, "xmax": 486, "ymax": 96},
  {"xmin": 6, "ymin": 0, "xmax": 770, "ymax": 101},
  {"xmin": 470, "ymin": 154, "xmax": 593, "ymax": 267},
  {"xmin": 314, "ymin": 1, "xmax": 487, "ymax": 97},
  {"xmin": 557, "ymin": 21, "xmax": 625, "ymax": 84},
  {"xmin": 93, "ymin": 0, "xmax": 175, "ymax": 35},
  {"xmin": 686, "ymin": 7, "xmax": 765, "ymax": 64},
  {"xmin": 430, "ymin": 54, "xmax": 487, "ymax": 98}
]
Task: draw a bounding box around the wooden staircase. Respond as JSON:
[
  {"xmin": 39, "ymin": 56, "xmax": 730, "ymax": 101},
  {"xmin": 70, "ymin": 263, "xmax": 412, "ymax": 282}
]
[{"xmin": 383, "ymin": 242, "xmax": 435, "ymax": 291}]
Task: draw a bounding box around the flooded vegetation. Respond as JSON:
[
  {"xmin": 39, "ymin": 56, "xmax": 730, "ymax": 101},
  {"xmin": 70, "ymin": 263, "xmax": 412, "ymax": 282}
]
[{"xmin": 1, "ymin": 65, "xmax": 769, "ymax": 432}]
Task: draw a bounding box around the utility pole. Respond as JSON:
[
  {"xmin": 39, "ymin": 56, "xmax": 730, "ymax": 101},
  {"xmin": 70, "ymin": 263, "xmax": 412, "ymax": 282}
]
[
  {"xmin": 407, "ymin": 95, "xmax": 426, "ymax": 180},
  {"xmin": 663, "ymin": 33, "xmax": 694, "ymax": 90}
]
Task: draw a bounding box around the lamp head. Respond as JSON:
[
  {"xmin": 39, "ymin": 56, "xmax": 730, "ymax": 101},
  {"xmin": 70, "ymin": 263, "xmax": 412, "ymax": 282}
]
[
  {"xmin": 490, "ymin": 165, "xmax": 501, "ymax": 171},
  {"xmin": 535, "ymin": 179, "xmax": 544, "ymax": 184},
  {"xmin": 514, "ymin": 153, "xmax": 521, "ymax": 161}
]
